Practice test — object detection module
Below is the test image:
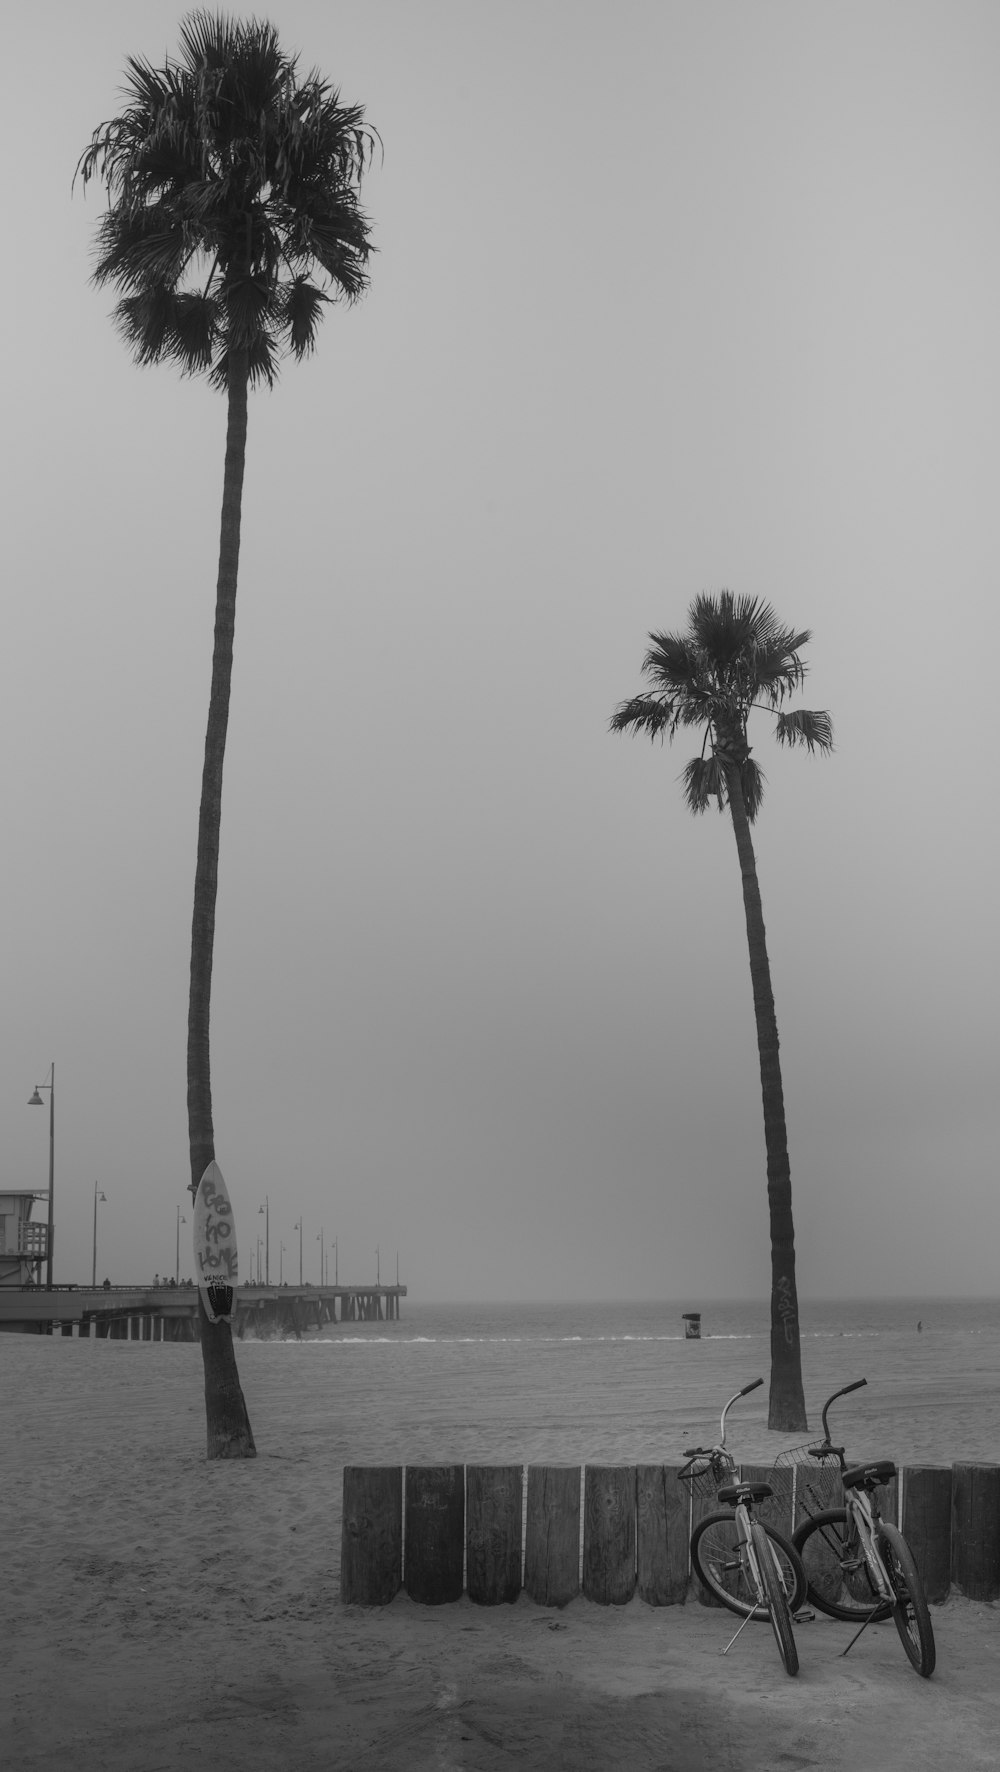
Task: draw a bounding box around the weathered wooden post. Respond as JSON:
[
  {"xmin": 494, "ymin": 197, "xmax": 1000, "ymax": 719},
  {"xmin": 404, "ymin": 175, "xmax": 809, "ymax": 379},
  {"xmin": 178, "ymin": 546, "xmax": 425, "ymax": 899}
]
[
  {"xmin": 405, "ymin": 1466, "xmax": 465, "ymax": 1604},
  {"xmin": 902, "ymin": 1466, "xmax": 952, "ymax": 1603},
  {"xmin": 582, "ymin": 1466, "xmax": 636, "ymax": 1604},
  {"xmin": 689, "ymin": 1470, "xmax": 722, "ymax": 1606},
  {"xmin": 466, "ymin": 1465, "xmax": 523, "ymax": 1604},
  {"xmin": 524, "ymin": 1466, "xmax": 580, "ymax": 1607},
  {"xmin": 636, "ymin": 1464, "xmax": 688, "ymax": 1604},
  {"xmin": 951, "ymin": 1462, "xmax": 1000, "ymax": 1601},
  {"xmin": 340, "ymin": 1467, "xmax": 402, "ymax": 1605}
]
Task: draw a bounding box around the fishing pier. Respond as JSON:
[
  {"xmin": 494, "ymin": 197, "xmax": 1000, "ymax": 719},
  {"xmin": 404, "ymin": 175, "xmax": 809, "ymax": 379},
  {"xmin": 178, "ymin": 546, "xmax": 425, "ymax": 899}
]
[{"xmin": 0, "ymin": 1281, "xmax": 407, "ymax": 1339}]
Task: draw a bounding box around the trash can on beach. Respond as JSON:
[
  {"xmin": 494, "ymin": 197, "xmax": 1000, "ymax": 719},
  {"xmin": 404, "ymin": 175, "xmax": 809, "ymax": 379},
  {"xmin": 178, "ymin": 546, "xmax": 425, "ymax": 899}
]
[{"xmin": 682, "ymin": 1312, "xmax": 701, "ymax": 1340}]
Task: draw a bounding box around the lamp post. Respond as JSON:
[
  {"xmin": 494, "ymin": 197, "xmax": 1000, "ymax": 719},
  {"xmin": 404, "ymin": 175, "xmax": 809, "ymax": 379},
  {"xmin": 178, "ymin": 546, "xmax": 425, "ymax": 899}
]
[
  {"xmin": 294, "ymin": 1218, "xmax": 303, "ymax": 1286},
  {"xmin": 376, "ymin": 1244, "xmax": 380, "ymax": 1287},
  {"xmin": 91, "ymin": 1182, "xmax": 107, "ymax": 1288},
  {"xmin": 317, "ymin": 1228, "xmax": 325, "ymax": 1286},
  {"xmin": 28, "ymin": 1064, "xmax": 55, "ymax": 1290},
  {"xmin": 256, "ymin": 1234, "xmax": 262, "ymax": 1283},
  {"xmin": 332, "ymin": 1238, "xmax": 338, "ymax": 1287},
  {"xmin": 258, "ymin": 1196, "xmax": 270, "ymax": 1286},
  {"xmin": 175, "ymin": 1204, "xmax": 187, "ymax": 1284},
  {"xmin": 279, "ymin": 1242, "xmax": 286, "ymax": 1285}
]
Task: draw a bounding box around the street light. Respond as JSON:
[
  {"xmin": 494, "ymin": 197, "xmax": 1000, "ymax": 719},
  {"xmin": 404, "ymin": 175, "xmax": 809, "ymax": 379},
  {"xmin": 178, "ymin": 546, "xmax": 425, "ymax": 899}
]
[
  {"xmin": 317, "ymin": 1227, "xmax": 325, "ymax": 1287},
  {"xmin": 376, "ymin": 1244, "xmax": 380, "ymax": 1287},
  {"xmin": 92, "ymin": 1182, "xmax": 107, "ymax": 1288},
  {"xmin": 256, "ymin": 1234, "xmax": 262, "ymax": 1282},
  {"xmin": 293, "ymin": 1218, "xmax": 303, "ymax": 1286},
  {"xmin": 332, "ymin": 1237, "xmax": 338, "ymax": 1286},
  {"xmin": 279, "ymin": 1241, "xmax": 286, "ymax": 1284},
  {"xmin": 258, "ymin": 1196, "xmax": 270, "ymax": 1286},
  {"xmin": 28, "ymin": 1063, "xmax": 55, "ymax": 1290},
  {"xmin": 176, "ymin": 1204, "xmax": 187, "ymax": 1285}
]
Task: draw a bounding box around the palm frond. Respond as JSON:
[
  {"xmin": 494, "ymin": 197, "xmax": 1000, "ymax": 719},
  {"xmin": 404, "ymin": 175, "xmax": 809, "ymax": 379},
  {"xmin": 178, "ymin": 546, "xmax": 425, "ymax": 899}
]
[
  {"xmin": 682, "ymin": 755, "xmax": 726, "ymax": 814},
  {"xmin": 609, "ymin": 695, "xmax": 677, "ymax": 741},
  {"xmin": 642, "ymin": 630, "xmax": 702, "ymax": 693},
  {"xmin": 739, "ymin": 757, "xmax": 766, "ymax": 820},
  {"xmin": 113, "ymin": 286, "xmax": 178, "ymax": 364},
  {"xmin": 774, "ymin": 708, "xmax": 834, "ymax": 752},
  {"xmin": 92, "ymin": 204, "xmax": 191, "ymax": 291},
  {"xmin": 171, "ymin": 290, "xmax": 219, "ymax": 372},
  {"xmin": 284, "ymin": 276, "xmax": 328, "ymax": 355}
]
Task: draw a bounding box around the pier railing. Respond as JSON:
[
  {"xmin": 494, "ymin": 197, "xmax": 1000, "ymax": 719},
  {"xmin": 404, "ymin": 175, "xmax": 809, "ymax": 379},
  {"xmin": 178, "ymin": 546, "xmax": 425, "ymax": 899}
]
[{"xmin": 341, "ymin": 1461, "xmax": 1000, "ymax": 1607}]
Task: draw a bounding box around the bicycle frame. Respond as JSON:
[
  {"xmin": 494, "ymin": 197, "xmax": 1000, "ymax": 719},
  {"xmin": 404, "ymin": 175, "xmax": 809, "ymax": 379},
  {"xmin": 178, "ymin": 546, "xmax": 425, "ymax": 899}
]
[
  {"xmin": 843, "ymin": 1486, "xmax": 894, "ymax": 1605},
  {"xmin": 720, "ymin": 1503, "xmax": 779, "ymax": 1655}
]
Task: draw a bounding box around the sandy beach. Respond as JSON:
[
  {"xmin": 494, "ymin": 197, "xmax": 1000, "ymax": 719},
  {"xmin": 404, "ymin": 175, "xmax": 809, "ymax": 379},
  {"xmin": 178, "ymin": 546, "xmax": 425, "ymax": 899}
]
[{"xmin": 5, "ymin": 1330, "xmax": 1000, "ymax": 1770}]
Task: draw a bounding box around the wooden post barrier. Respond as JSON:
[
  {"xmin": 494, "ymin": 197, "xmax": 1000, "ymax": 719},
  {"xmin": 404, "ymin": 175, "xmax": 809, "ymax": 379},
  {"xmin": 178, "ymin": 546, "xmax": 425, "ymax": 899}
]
[
  {"xmin": 524, "ymin": 1466, "xmax": 580, "ymax": 1607},
  {"xmin": 466, "ymin": 1465, "xmax": 522, "ymax": 1605},
  {"xmin": 338, "ymin": 1461, "xmax": 1000, "ymax": 1607},
  {"xmin": 951, "ymin": 1463, "xmax": 1000, "ymax": 1601},
  {"xmin": 404, "ymin": 1466, "xmax": 465, "ymax": 1605},
  {"xmin": 341, "ymin": 1466, "xmax": 402, "ymax": 1605},
  {"xmin": 902, "ymin": 1466, "xmax": 952, "ymax": 1604},
  {"xmin": 636, "ymin": 1464, "xmax": 688, "ymax": 1605},
  {"xmin": 583, "ymin": 1466, "xmax": 636, "ymax": 1604}
]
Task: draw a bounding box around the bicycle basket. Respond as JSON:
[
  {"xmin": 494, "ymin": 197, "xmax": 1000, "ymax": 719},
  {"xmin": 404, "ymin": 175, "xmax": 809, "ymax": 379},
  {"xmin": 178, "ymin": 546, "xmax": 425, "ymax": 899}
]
[
  {"xmin": 768, "ymin": 1442, "xmax": 841, "ymax": 1510},
  {"xmin": 773, "ymin": 1440, "xmax": 837, "ymax": 1470},
  {"xmin": 678, "ymin": 1453, "xmax": 732, "ymax": 1499}
]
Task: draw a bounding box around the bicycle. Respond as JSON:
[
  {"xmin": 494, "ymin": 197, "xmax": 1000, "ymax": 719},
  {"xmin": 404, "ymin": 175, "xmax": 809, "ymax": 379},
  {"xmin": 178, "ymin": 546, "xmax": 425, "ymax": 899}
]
[
  {"xmin": 788, "ymin": 1378, "xmax": 936, "ymax": 1678},
  {"xmin": 679, "ymin": 1378, "xmax": 808, "ymax": 1678}
]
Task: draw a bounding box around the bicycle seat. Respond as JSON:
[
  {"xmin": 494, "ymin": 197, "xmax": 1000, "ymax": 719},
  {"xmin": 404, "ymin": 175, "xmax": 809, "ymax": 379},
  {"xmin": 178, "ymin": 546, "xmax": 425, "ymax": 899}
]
[
  {"xmin": 717, "ymin": 1481, "xmax": 773, "ymax": 1506},
  {"xmin": 809, "ymin": 1444, "xmax": 843, "ymax": 1460},
  {"xmin": 842, "ymin": 1459, "xmax": 896, "ymax": 1491}
]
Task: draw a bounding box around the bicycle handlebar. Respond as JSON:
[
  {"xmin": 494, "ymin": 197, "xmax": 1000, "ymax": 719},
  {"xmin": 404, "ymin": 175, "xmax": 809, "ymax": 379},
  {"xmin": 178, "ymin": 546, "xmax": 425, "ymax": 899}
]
[
  {"xmin": 680, "ymin": 1378, "xmax": 766, "ymax": 1461},
  {"xmin": 820, "ymin": 1377, "xmax": 867, "ymax": 1442}
]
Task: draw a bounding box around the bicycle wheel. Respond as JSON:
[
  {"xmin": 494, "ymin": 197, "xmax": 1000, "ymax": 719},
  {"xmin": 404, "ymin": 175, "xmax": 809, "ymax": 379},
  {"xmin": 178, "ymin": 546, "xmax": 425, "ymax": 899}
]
[
  {"xmin": 691, "ymin": 1513, "xmax": 807, "ymax": 1618},
  {"xmin": 792, "ymin": 1508, "xmax": 892, "ymax": 1622},
  {"xmin": 751, "ymin": 1519, "xmax": 799, "ymax": 1676},
  {"xmin": 878, "ymin": 1522, "xmax": 936, "ymax": 1677}
]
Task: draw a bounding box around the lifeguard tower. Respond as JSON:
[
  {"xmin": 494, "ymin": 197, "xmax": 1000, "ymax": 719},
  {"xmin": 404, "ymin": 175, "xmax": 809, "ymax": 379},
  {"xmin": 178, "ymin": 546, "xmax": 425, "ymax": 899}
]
[{"xmin": 0, "ymin": 1189, "xmax": 48, "ymax": 1289}]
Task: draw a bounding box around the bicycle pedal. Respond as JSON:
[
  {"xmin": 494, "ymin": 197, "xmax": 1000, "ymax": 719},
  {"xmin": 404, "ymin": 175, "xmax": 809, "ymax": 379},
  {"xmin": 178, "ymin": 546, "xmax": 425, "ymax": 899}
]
[{"xmin": 792, "ymin": 1609, "xmax": 816, "ymax": 1623}]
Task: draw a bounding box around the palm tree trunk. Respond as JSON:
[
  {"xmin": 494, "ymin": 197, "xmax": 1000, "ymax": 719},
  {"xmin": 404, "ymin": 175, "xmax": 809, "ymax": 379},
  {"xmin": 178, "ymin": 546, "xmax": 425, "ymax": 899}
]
[
  {"xmin": 724, "ymin": 767, "xmax": 808, "ymax": 1432},
  {"xmin": 188, "ymin": 349, "xmax": 255, "ymax": 1459}
]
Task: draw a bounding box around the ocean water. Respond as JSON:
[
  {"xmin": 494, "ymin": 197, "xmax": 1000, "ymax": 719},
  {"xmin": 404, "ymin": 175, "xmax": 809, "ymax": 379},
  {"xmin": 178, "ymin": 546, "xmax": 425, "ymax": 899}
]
[{"xmin": 231, "ymin": 1294, "xmax": 1000, "ymax": 1471}]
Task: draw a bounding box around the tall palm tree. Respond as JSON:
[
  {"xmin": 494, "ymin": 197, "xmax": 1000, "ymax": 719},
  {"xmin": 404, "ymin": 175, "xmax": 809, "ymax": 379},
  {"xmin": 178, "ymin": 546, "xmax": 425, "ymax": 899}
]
[
  {"xmin": 77, "ymin": 12, "xmax": 377, "ymax": 1457},
  {"xmin": 611, "ymin": 592, "xmax": 833, "ymax": 1431}
]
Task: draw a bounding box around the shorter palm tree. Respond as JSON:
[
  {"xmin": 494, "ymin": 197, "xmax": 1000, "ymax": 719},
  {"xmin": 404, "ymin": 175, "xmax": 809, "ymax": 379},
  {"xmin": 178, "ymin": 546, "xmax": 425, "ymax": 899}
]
[{"xmin": 612, "ymin": 591, "xmax": 833, "ymax": 1430}]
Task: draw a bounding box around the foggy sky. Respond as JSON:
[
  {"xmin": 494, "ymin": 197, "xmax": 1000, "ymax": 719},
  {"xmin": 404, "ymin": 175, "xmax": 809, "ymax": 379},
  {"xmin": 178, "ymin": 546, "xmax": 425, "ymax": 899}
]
[{"xmin": 3, "ymin": 0, "xmax": 997, "ymax": 1305}]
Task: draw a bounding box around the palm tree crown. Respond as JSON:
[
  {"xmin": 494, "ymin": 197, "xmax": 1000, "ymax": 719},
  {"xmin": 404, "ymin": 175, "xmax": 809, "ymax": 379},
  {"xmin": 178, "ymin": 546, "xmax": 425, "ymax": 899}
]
[
  {"xmin": 610, "ymin": 591, "xmax": 833, "ymax": 814},
  {"xmin": 75, "ymin": 9, "xmax": 377, "ymax": 388}
]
